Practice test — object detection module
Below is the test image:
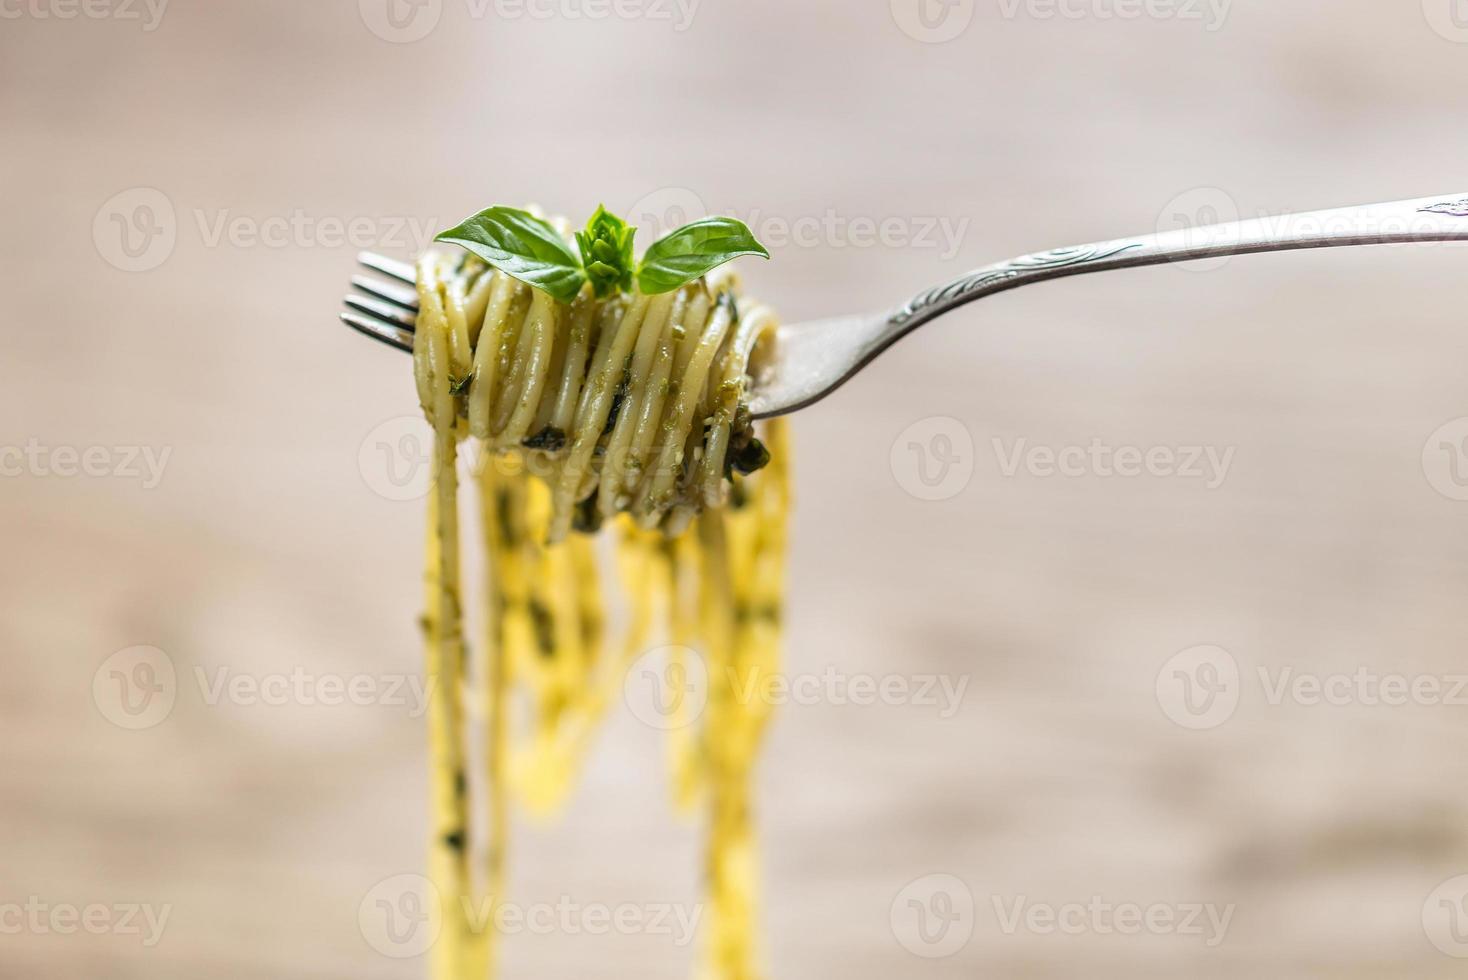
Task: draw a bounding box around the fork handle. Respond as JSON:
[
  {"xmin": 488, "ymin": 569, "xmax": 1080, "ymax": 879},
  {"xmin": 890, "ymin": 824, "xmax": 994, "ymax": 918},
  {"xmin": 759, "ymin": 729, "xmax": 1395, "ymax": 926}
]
[{"xmin": 887, "ymin": 192, "xmax": 1468, "ymax": 333}]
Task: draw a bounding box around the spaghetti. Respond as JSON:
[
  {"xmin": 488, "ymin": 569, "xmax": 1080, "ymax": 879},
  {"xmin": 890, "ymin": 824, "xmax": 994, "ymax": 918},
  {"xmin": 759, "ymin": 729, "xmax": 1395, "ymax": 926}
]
[{"xmin": 412, "ymin": 221, "xmax": 789, "ymax": 980}]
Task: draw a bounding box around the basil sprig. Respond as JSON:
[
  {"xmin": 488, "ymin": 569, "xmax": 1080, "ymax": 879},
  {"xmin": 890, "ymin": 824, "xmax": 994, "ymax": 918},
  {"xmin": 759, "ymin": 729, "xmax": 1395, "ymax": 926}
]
[
  {"xmin": 434, "ymin": 204, "xmax": 768, "ymax": 303},
  {"xmin": 575, "ymin": 205, "xmax": 636, "ymax": 299}
]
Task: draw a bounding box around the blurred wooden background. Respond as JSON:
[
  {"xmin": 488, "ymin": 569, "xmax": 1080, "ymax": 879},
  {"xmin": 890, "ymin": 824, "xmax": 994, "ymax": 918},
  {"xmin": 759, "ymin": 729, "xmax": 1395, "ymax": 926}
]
[{"xmin": 6, "ymin": 1, "xmax": 1468, "ymax": 976}]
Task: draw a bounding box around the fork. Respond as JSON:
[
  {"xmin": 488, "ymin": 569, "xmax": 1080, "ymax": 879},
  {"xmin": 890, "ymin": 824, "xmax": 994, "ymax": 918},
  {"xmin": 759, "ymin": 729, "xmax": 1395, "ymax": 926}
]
[{"xmin": 341, "ymin": 191, "xmax": 1468, "ymax": 418}]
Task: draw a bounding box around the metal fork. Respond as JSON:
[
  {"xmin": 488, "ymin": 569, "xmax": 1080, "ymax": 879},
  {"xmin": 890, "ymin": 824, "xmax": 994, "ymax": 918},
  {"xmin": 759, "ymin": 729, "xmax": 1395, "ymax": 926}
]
[{"xmin": 341, "ymin": 191, "xmax": 1468, "ymax": 419}]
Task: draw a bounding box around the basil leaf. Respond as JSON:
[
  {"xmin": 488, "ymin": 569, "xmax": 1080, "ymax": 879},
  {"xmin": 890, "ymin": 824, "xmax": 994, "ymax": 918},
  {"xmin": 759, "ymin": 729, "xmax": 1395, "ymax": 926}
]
[
  {"xmin": 636, "ymin": 217, "xmax": 770, "ymax": 295},
  {"xmin": 575, "ymin": 205, "xmax": 637, "ymax": 299},
  {"xmin": 434, "ymin": 206, "xmax": 586, "ymax": 303}
]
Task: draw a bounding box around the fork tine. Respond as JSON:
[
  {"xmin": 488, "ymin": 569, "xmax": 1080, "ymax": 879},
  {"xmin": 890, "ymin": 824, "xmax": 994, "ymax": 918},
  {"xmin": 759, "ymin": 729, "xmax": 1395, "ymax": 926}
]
[
  {"xmin": 351, "ymin": 274, "xmax": 420, "ymax": 311},
  {"xmin": 344, "ymin": 294, "xmax": 417, "ymax": 330},
  {"xmin": 358, "ymin": 251, "xmax": 416, "ymax": 284},
  {"xmin": 340, "ymin": 311, "xmax": 414, "ymax": 353}
]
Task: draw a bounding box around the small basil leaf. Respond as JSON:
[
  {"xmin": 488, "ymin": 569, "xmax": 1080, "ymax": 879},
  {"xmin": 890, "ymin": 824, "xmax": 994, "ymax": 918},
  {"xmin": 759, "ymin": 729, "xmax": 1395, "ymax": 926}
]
[
  {"xmin": 636, "ymin": 217, "xmax": 770, "ymax": 295},
  {"xmin": 435, "ymin": 206, "xmax": 586, "ymax": 304},
  {"xmin": 575, "ymin": 205, "xmax": 636, "ymax": 299}
]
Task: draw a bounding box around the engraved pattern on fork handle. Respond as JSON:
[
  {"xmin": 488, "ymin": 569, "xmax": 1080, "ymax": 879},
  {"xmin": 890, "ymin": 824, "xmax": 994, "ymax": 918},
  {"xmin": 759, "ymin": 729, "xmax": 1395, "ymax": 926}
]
[
  {"xmin": 1420, "ymin": 197, "xmax": 1468, "ymax": 218},
  {"xmin": 890, "ymin": 242, "xmax": 1145, "ymax": 327}
]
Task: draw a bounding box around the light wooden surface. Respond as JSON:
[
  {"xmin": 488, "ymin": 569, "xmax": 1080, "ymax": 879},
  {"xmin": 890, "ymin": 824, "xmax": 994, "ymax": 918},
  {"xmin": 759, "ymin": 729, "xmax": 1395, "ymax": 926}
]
[{"xmin": 6, "ymin": 1, "xmax": 1468, "ymax": 976}]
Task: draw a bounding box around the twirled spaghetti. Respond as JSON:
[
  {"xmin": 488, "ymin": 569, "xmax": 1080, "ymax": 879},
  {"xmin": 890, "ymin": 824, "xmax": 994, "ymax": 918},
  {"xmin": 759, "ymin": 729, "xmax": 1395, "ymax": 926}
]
[{"xmin": 412, "ymin": 230, "xmax": 789, "ymax": 980}]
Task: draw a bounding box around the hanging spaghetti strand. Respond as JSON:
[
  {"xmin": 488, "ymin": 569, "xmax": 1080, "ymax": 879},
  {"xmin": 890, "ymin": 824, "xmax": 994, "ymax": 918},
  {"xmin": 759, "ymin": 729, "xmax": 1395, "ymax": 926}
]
[{"xmin": 413, "ymin": 227, "xmax": 788, "ymax": 980}]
